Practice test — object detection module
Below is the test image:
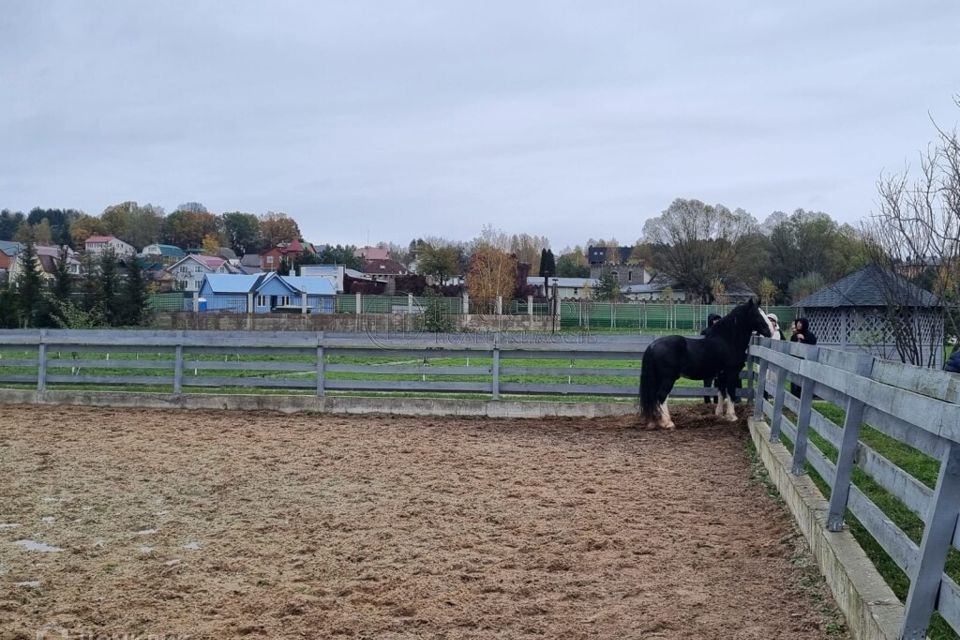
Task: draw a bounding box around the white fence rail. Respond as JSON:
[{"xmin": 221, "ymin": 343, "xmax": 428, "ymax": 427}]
[{"xmin": 750, "ymin": 336, "xmax": 960, "ymax": 640}]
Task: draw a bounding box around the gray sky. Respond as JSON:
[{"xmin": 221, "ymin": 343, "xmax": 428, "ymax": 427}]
[{"xmin": 2, "ymin": 1, "xmax": 959, "ymax": 250}]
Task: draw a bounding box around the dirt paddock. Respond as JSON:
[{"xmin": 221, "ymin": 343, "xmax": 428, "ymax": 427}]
[{"xmin": 0, "ymin": 403, "xmax": 845, "ymax": 639}]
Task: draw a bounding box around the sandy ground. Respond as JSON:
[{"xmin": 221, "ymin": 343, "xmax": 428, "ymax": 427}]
[{"xmin": 0, "ymin": 403, "xmax": 846, "ymax": 640}]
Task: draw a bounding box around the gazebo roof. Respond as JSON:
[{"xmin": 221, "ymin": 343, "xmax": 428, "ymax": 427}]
[{"xmin": 794, "ymin": 265, "xmax": 940, "ymax": 308}]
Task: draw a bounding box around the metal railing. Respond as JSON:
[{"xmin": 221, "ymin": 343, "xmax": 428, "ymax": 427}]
[{"xmin": 750, "ymin": 336, "xmax": 960, "ymax": 639}]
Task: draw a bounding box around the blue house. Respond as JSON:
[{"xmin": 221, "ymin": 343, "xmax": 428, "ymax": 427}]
[{"xmin": 198, "ymin": 273, "xmax": 336, "ymax": 314}]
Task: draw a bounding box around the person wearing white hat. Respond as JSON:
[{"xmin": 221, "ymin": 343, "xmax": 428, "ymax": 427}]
[{"xmin": 761, "ymin": 310, "xmax": 785, "ymax": 400}]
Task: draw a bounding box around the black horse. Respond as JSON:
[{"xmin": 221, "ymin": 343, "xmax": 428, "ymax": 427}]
[{"xmin": 639, "ymin": 299, "xmax": 772, "ymax": 429}]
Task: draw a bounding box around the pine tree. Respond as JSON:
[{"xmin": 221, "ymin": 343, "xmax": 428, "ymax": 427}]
[
  {"xmin": 98, "ymin": 249, "xmax": 122, "ymax": 325},
  {"xmin": 79, "ymin": 252, "xmax": 101, "ymax": 311},
  {"xmin": 120, "ymin": 257, "xmax": 148, "ymax": 326},
  {"xmin": 51, "ymin": 245, "xmax": 73, "ymax": 302},
  {"xmin": 13, "ymin": 238, "xmax": 47, "ymax": 327}
]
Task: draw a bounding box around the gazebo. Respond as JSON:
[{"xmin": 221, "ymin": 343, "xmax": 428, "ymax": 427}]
[{"xmin": 793, "ymin": 265, "xmax": 944, "ymax": 367}]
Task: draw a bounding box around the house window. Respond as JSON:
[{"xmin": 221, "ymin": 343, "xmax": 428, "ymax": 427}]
[
  {"xmin": 267, "ymin": 256, "xmax": 274, "ymax": 264},
  {"xmin": 256, "ymin": 295, "xmax": 266, "ymax": 307},
  {"xmin": 195, "ymin": 265, "xmax": 203, "ymax": 273},
  {"xmin": 194, "ymin": 280, "xmax": 202, "ymax": 290},
  {"xmin": 280, "ymin": 295, "xmax": 290, "ymax": 306}
]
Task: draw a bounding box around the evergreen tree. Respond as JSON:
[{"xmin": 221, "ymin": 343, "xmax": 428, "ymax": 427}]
[
  {"xmin": 78, "ymin": 252, "xmax": 101, "ymax": 311},
  {"xmin": 13, "ymin": 239, "xmax": 47, "ymax": 327},
  {"xmin": 51, "ymin": 245, "xmax": 73, "ymax": 302},
  {"xmin": 277, "ymin": 257, "xmax": 291, "ymax": 276},
  {"xmin": 98, "ymin": 249, "xmax": 122, "ymax": 325},
  {"xmin": 594, "ymin": 267, "xmax": 621, "ymax": 302},
  {"xmin": 0, "ymin": 286, "xmax": 20, "ymax": 328},
  {"xmin": 539, "ymin": 248, "xmax": 557, "ymax": 296},
  {"xmin": 119, "ymin": 258, "xmax": 148, "ymax": 326}
]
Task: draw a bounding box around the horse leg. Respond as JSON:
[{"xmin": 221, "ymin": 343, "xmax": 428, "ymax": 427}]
[
  {"xmin": 655, "ymin": 380, "xmax": 675, "ymax": 429},
  {"xmin": 723, "ymin": 373, "xmax": 738, "ymax": 422},
  {"xmin": 660, "ymin": 399, "xmax": 675, "ymax": 429},
  {"xmin": 714, "ymin": 374, "xmax": 725, "ymax": 417}
]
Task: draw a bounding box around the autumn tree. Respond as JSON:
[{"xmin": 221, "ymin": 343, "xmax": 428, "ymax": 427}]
[
  {"xmin": 467, "ymin": 244, "xmax": 517, "ymax": 313},
  {"xmin": 27, "ymin": 208, "xmax": 77, "ymax": 247},
  {"xmin": 510, "ymin": 233, "xmax": 550, "ymax": 274},
  {"xmin": 16, "ymin": 219, "xmax": 53, "ymax": 245},
  {"xmin": 101, "ymin": 201, "xmax": 164, "ymax": 249},
  {"xmin": 162, "ymin": 205, "xmax": 220, "ymax": 249},
  {"xmin": 643, "ymin": 199, "xmax": 757, "ymax": 303},
  {"xmin": 201, "ymin": 233, "xmax": 221, "ymax": 256},
  {"xmin": 758, "ymin": 277, "xmax": 777, "ymax": 309},
  {"xmin": 69, "ymin": 214, "xmax": 107, "ymax": 246},
  {"xmin": 417, "ymin": 243, "xmax": 464, "ymax": 285},
  {"xmin": 556, "ymin": 247, "xmax": 589, "ymax": 278},
  {"xmin": 222, "ymin": 212, "xmax": 261, "ymax": 256},
  {"xmin": 258, "ymin": 212, "xmax": 301, "ymax": 248}
]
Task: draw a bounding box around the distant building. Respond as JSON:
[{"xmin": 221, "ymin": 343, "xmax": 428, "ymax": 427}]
[
  {"xmin": 167, "ymin": 254, "xmax": 235, "ymax": 292},
  {"xmin": 198, "ymin": 272, "xmax": 336, "ymax": 313},
  {"xmin": 362, "ymin": 258, "xmax": 409, "ymax": 294},
  {"xmin": 261, "ymin": 239, "xmax": 314, "ymax": 272},
  {"xmin": 586, "ymin": 245, "xmax": 651, "ymax": 285},
  {"xmin": 300, "ymin": 264, "xmax": 380, "ymax": 294},
  {"xmin": 9, "ymin": 245, "xmax": 81, "ymax": 283},
  {"xmin": 526, "ymin": 276, "xmax": 599, "ymax": 300},
  {"xmin": 356, "ymin": 245, "xmax": 390, "ymax": 261},
  {"xmin": 139, "ymin": 244, "xmax": 186, "ymax": 265},
  {"xmin": 85, "ymin": 235, "xmax": 136, "ymax": 258}
]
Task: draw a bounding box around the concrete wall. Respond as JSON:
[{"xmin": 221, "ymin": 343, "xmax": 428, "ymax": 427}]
[
  {"xmin": 150, "ymin": 311, "xmax": 554, "ymax": 332},
  {"xmin": 0, "ymin": 388, "xmax": 636, "ymax": 419}
]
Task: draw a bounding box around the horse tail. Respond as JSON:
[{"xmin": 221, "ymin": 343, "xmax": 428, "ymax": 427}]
[{"xmin": 639, "ymin": 347, "xmax": 660, "ymax": 422}]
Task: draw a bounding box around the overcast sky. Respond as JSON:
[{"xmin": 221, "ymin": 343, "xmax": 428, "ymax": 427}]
[{"xmin": 2, "ymin": 1, "xmax": 959, "ymax": 249}]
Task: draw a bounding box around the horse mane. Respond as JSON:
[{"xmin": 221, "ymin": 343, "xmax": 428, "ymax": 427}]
[{"xmin": 704, "ymin": 302, "xmax": 758, "ymax": 344}]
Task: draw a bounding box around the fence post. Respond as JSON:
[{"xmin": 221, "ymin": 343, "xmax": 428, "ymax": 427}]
[
  {"xmin": 173, "ymin": 334, "xmax": 184, "ymax": 395},
  {"xmin": 316, "ymin": 331, "xmax": 325, "ymax": 397},
  {"xmin": 192, "ymin": 291, "xmax": 199, "ymax": 313},
  {"xmin": 791, "ymin": 346, "xmax": 819, "ymax": 475},
  {"xmin": 527, "ymin": 295, "xmax": 533, "ymax": 317},
  {"xmin": 491, "ymin": 335, "xmax": 500, "ymax": 400},
  {"xmin": 247, "ymin": 292, "xmax": 254, "ymax": 315},
  {"xmin": 355, "ymin": 292, "xmax": 362, "ymax": 315},
  {"xmin": 496, "ymin": 296, "xmax": 502, "ymax": 316},
  {"xmin": 900, "ymin": 442, "xmax": 960, "ymax": 639},
  {"xmin": 827, "ymin": 354, "xmax": 875, "ymax": 531},
  {"xmin": 768, "ymin": 365, "xmax": 787, "ymax": 442},
  {"xmin": 36, "ymin": 329, "xmax": 47, "ymax": 392},
  {"xmin": 408, "ymin": 293, "xmax": 414, "ymax": 315},
  {"xmin": 463, "ymin": 292, "xmax": 469, "ymax": 315}
]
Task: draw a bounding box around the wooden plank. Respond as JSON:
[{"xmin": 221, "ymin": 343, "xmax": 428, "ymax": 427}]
[
  {"xmin": 36, "ymin": 343, "xmax": 46, "ymax": 392},
  {"xmin": 848, "ymin": 485, "xmax": 919, "ymax": 575},
  {"xmin": 0, "ymin": 359, "xmax": 41, "ymax": 367},
  {"xmin": 500, "ymin": 366, "xmax": 637, "ymax": 377},
  {"xmin": 45, "ymin": 374, "xmax": 167, "ymax": 386},
  {"xmin": 499, "ymin": 382, "xmax": 638, "ymax": 396},
  {"xmin": 324, "ymin": 379, "xmax": 490, "ymax": 393},
  {"xmin": 809, "ymin": 408, "xmax": 843, "ymax": 449},
  {"xmin": 181, "ymin": 376, "xmax": 316, "ymax": 389},
  {"xmin": 828, "ymin": 357, "xmax": 873, "ymax": 532},
  {"xmin": 500, "ymin": 350, "xmax": 641, "ymax": 361},
  {"xmin": 855, "ymin": 444, "xmax": 933, "ymax": 521},
  {"xmin": 862, "ymin": 406, "xmax": 946, "ymax": 460},
  {"xmin": 188, "ymin": 361, "xmax": 315, "ymax": 372},
  {"xmin": 872, "ymin": 358, "xmax": 960, "ymax": 404},
  {"xmin": 326, "ymin": 364, "xmax": 490, "ymax": 375},
  {"xmin": 0, "ymin": 374, "xmax": 39, "ymax": 383},
  {"xmin": 806, "ymin": 440, "xmax": 837, "ymax": 488},
  {"xmin": 45, "ymin": 359, "xmax": 176, "ymax": 370},
  {"xmin": 327, "ymin": 348, "xmax": 490, "ymax": 359},
  {"xmin": 937, "ymin": 575, "xmax": 960, "ymax": 637},
  {"xmin": 901, "ymin": 442, "xmax": 960, "ymax": 639}
]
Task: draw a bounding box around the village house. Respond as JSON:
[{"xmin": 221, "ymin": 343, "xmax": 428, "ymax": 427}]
[
  {"xmin": 167, "ymin": 254, "xmax": 236, "ymax": 292},
  {"xmin": 85, "ymin": 235, "xmax": 136, "ymax": 258},
  {"xmin": 139, "ymin": 243, "xmax": 186, "ymax": 265},
  {"xmin": 587, "ymin": 245, "xmax": 652, "ymax": 285},
  {"xmin": 197, "ymin": 272, "xmax": 336, "ymax": 313},
  {"xmin": 260, "ymin": 239, "xmax": 314, "ymax": 272}
]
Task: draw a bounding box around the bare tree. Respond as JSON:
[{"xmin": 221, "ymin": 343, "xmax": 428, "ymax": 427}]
[
  {"xmin": 643, "ymin": 199, "xmax": 757, "ymax": 302},
  {"xmin": 861, "ymin": 98, "xmax": 960, "ymax": 366}
]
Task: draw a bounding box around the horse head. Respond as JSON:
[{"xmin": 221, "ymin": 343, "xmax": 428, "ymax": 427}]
[{"xmin": 743, "ymin": 299, "xmax": 772, "ymax": 338}]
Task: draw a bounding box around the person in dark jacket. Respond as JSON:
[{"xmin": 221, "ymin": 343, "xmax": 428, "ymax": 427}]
[
  {"xmin": 944, "ymin": 347, "xmax": 960, "ymax": 373},
  {"xmin": 789, "ymin": 317, "xmax": 817, "ymax": 396},
  {"xmin": 702, "ymin": 313, "xmax": 722, "ymax": 403}
]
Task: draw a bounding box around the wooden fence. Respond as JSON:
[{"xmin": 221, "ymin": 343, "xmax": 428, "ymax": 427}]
[
  {"xmin": 750, "ymin": 336, "xmax": 960, "ymax": 639},
  {"xmin": 0, "ymin": 329, "xmax": 751, "ymax": 400}
]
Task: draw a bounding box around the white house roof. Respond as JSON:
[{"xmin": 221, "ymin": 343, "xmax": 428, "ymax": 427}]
[{"xmin": 526, "ymin": 276, "xmax": 599, "ymax": 288}]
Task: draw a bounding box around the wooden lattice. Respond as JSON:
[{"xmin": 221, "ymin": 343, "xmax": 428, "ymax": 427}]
[{"xmin": 805, "ymin": 306, "xmax": 943, "ymax": 367}]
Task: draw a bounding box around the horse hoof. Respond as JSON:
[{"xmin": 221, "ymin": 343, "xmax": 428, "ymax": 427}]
[
  {"xmin": 725, "ymin": 415, "xmax": 738, "ymax": 423},
  {"xmin": 662, "ymin": 421, "xmax": 676, "ymax": 430}
]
